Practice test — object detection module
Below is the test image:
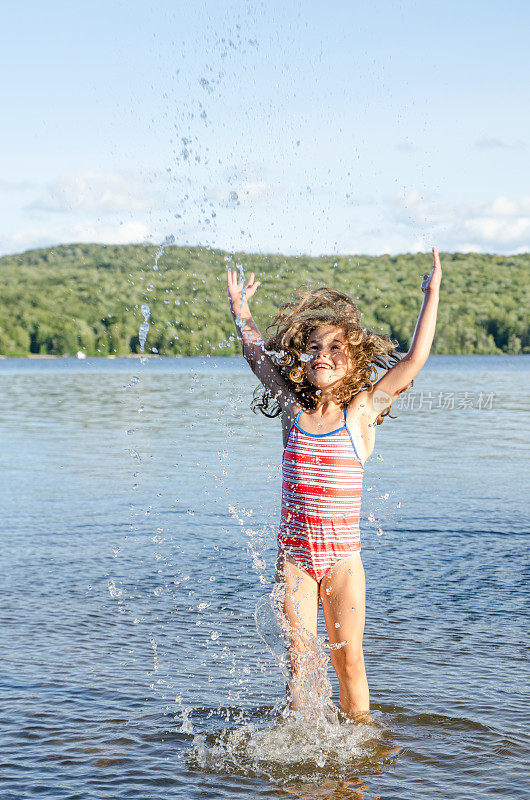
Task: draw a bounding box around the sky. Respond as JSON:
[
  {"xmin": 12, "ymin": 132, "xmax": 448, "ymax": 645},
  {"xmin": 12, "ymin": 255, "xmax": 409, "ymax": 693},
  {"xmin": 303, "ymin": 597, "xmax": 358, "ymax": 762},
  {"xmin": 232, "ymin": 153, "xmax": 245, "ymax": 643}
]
[{"xmin": 1, "ymin": 0, "xmax": 529, "ymax": 257}]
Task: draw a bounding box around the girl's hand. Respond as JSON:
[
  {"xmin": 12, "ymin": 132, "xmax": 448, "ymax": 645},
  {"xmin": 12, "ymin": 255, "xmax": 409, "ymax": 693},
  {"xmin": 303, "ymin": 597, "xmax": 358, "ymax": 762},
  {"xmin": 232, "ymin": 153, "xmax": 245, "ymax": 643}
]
[
  {"xmin": 421, "ymin": 247, "xmax": 442, "ymax": 294},
  {"xmin": 227, "ymin": 270, "xmax": 261, "ymax": 311}
]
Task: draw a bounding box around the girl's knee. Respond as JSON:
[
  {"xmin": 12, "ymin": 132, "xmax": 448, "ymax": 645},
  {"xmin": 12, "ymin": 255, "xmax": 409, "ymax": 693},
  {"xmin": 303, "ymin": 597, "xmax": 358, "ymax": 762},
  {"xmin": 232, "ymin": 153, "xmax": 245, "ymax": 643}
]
[{"xmin": 336, "ymin": 648, "xmax": 365, "ymax": 682}]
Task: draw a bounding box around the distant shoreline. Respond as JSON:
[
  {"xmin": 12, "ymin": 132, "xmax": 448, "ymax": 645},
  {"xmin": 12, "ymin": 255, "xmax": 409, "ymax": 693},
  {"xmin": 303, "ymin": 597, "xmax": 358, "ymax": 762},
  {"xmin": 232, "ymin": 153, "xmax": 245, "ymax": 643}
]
[
  {"xmin": 0, "ymin": 353, "xmax": 184, "ymax": 359},
  {"xmin": 0, "ymin": 353, "xmax": 526, "ymax": 360},
  {"xmin": 1, "ymin": 243, "xmax": 528, "ymax": 356}
]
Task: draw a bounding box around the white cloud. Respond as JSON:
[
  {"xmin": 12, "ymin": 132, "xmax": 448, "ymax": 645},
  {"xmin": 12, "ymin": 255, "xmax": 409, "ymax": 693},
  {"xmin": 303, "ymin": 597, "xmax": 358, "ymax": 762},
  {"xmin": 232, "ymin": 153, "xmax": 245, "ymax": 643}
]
[
  {"xmin": 28, "ymin": 171, "xmax": 151, "ymax": 214},
  {"xmin": 389, "ymin": 190, "xmax": 530, "ymax": 252},
  {"xmin": 0, "ymin": 220, "xmax": 152, "ymax": 255},
  {"xmin": 238, "ymin": 181, "xmax": 280, "ymax": 203},
  {"xmin": 411, "ymin": 237, "xmax": 431, "ymax": 253},
  {"xmin": 214, "ymin": 160, "xmax": 282, "ymax": 207},
  {"xmin": 224, "ymin": 160, "xmax": 269, "ymax": 184},
  {"xmin": 344, "ymin": 193, "xmax": 378, "ymax": 206},
  {"xmin": 3, "ymin": 173, "xmax": 529, "ymax": 257},
  {"xmin": 215, "ymin": 180, "xmax": 281, "ymax": 207},
  {"xmin": 463, "ymin": 214, "xmax": 530, "ymax": 244}
]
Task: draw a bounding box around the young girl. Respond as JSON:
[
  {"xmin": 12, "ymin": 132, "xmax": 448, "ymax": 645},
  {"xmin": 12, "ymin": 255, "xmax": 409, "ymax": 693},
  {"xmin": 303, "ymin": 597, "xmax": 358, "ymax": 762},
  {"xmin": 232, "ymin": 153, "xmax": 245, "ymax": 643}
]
[{"xmin": 227, "ymin": 249, "xmax": 442, "ymax": 721}]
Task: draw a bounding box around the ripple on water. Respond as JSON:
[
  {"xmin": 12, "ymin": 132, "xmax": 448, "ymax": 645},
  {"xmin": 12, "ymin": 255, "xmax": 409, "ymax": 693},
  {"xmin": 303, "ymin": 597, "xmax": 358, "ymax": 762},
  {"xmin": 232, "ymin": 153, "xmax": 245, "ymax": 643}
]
[{"xmin": 1, "ymin": 356, "xmax": 529, "ymax": 799}]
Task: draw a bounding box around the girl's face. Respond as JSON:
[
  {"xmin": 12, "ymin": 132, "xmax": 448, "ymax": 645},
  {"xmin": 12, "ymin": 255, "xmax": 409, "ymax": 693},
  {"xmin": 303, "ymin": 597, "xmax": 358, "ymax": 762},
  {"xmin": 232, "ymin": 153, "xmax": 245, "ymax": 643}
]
[{"xmin": 302, "ymin": 325, "xmax": 351, "ymax": 389}]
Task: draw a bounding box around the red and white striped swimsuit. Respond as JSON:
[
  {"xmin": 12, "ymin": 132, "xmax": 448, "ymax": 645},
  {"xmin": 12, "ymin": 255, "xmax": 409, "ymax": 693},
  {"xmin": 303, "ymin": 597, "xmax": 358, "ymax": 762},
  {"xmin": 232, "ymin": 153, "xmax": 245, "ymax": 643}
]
[{"xmin": 278, "ymin": 409, "xmax": 364, "ymax": 581}]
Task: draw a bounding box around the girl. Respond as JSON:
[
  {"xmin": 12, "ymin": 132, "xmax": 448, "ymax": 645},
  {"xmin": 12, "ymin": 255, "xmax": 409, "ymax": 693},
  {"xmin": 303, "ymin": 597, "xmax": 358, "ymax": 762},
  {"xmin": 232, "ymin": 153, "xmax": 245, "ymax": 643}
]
[{"xmin": 227, "ymin": 249, "xmax": 442, "ymax": 721}]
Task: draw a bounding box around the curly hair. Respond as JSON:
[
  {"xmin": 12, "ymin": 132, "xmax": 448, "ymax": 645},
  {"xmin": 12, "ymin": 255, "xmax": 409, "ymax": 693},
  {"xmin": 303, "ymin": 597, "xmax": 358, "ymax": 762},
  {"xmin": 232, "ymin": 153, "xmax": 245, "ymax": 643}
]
[{"xmin": 251, "ymin": 287, "xmax": 412, "ymax": 424}]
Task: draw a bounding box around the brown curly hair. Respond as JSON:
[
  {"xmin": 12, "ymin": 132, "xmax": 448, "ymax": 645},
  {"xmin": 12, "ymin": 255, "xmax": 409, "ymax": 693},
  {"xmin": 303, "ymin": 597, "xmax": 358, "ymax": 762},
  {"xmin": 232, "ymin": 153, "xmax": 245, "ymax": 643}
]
[{"xmin": 252, "ymin": 287, "xmax": 412, "ymax": 424}]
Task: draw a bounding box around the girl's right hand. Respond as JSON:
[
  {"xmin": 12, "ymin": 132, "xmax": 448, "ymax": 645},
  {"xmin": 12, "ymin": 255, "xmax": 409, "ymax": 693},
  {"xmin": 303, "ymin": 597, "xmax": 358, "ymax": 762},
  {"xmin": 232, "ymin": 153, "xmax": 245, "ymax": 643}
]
[{"xmin": 227, "ymin": 270, "xmax": 261, "ymax": 311}]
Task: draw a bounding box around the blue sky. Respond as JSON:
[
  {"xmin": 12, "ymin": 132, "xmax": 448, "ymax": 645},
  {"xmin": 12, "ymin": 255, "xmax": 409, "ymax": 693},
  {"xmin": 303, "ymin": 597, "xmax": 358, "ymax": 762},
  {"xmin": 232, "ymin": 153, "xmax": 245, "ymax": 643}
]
[{"xmin": 2, "ymin": 0, "xmax": 529, "ymax": 256}]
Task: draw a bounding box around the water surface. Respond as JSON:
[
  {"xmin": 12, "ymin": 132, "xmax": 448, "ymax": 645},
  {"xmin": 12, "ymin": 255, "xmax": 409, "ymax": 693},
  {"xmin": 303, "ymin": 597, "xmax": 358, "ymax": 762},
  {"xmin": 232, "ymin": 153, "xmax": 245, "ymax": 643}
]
[{"xmin": 1, "ymin": 355, "xmax": 528, "ymax": 799}]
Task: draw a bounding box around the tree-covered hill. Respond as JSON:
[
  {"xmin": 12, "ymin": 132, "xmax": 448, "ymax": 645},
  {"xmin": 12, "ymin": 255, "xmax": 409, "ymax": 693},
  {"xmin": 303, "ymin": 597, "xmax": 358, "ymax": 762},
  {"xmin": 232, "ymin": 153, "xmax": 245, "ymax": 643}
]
[{"xmin": 0, "ymin": 243, "xmax": 528, "ymax": 356}]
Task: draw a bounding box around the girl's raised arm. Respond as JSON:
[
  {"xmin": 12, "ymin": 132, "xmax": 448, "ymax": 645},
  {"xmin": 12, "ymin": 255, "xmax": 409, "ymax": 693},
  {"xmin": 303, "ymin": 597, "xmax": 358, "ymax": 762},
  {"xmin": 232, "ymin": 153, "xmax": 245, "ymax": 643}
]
[
  {"xmin": 369, "ymin": 247, "xmax": 442, "ymax": 410},
  {"xmin": 226, "ymin": 270, "xmax": 297, "ymax": 410}
]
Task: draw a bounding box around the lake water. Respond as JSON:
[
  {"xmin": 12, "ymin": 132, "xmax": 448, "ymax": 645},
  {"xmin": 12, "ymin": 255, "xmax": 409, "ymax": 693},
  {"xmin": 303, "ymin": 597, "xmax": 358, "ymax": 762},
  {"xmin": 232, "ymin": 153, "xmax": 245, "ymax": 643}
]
[{"xmin": 1, "ymin": 355, "xmax": 529, "ymax": 800}]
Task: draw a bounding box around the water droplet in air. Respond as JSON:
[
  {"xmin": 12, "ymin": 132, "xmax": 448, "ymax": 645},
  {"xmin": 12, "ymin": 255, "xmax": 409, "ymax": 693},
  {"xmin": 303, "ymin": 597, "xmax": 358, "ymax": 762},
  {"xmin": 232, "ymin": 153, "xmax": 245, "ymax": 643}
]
[{"xmin": 108, "ymin": 580, "xmax": 122, "ymax": 598}]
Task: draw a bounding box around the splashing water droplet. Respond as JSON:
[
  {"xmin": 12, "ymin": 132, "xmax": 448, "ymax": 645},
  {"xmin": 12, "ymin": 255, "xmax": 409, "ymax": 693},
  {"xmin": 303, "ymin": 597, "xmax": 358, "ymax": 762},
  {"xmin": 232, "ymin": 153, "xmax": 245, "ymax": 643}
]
[
  {"xmin": 139, "ymin": 304, "xmax": 150, "ymax": 353},
  {"xmin": 150, "ymin": 637, "xmax": 158, "ymax": 671},
  {"xmin": 107, "ymin": 580, "xmax": 122, "ymax": 598},
  {"xmin": 179, "ymin": 707, "xmax": 194, "ymax": 734},
  {"xmin": 153, "ymin": 234, "xmax": 175, "ymax": 271}
]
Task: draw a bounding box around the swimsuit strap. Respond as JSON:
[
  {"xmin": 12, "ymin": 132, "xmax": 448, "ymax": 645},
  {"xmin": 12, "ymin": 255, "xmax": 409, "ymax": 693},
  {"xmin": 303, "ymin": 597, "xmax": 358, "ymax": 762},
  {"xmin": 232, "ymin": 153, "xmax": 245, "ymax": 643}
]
[
  {"xmin": 283, "ymin": 409, "xmax": 303, "ymax": 453},
  {"xmin": 343, "ymin": 405, "xmax": 364, "ymax": 465}
]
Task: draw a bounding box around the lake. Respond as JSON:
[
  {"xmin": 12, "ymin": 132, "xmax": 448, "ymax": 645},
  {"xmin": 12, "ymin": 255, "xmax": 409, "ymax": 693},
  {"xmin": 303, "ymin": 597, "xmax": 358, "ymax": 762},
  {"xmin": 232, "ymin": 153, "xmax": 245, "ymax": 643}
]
[{"xmin": 1, "ymin": 355, "xmax": 528, "ymax": 799}]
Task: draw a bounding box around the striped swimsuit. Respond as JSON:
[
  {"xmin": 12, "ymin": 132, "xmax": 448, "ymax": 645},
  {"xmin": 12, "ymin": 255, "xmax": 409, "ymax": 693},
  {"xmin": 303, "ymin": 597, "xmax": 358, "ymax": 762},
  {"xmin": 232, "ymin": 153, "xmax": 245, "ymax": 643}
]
[{"xmin": 278, "ymin": 409, "xmax": 364, "ymax": 581}]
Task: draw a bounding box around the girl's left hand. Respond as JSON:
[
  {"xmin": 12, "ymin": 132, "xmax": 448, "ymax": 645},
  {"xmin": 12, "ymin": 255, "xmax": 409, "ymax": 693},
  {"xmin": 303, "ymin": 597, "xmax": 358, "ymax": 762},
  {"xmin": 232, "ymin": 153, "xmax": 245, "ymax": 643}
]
[{"xmin": 421, "ymin": 247, "xmax": 442, "ymax": 293}]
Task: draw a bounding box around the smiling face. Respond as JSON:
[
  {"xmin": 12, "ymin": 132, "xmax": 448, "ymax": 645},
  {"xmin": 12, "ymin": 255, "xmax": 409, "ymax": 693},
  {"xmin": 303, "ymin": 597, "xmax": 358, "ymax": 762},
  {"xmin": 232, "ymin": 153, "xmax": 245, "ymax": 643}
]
[{"xmin": 302, "ymin": 325, "xmax": 352, "ymax": 389}]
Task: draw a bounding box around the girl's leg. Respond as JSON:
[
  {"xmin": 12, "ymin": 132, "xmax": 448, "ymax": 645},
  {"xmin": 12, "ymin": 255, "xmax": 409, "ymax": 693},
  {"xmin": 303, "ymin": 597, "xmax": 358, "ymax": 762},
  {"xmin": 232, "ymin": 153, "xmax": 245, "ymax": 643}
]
[
  {"xmin": 275, "ymin": 552, "xmax": 319, "ymax": 711},
  {"xmin": 319, "ymin": 553, "xmax": 370, "ymax": 720}
]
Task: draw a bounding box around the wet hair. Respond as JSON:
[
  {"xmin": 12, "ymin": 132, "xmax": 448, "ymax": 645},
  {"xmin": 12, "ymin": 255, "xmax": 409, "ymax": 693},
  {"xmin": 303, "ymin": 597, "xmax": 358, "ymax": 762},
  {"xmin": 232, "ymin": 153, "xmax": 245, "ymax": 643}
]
[{"xmin": 252, "ymin": 287, "xmax": 412, "ymax": 424}]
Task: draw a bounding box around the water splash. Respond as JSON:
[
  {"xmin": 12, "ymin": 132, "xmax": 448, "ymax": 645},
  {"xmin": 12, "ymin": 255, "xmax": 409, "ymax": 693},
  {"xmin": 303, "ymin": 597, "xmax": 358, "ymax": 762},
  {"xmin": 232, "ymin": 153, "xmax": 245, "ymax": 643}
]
[
  {"xmin": 154, "ymin": 234, "xmax": 175, "ymax": 271},
  {"xmin": 139, "ymin": 304, "xmax": 151, "ymax": 354},
  {"xmin": 138, "ymin": 235, "xmax": 175, "ymax": 358},
  {"xmin": 228, "ymin": 505, "xmax": 338, "ymax": 721},
  {"xmin": 189, "ymin": 711, "xmax": 384, "ymax": 785},
  {"xmin": 254, "ymin": 583, "xmax": 337, "ymax": 724},
  {"xmin": 179, "ymin": 707, "xmax": 194, "ymax": 734},
  {"xmin": 107, "ymin": 579, "xmax": 123, "ymax": 599},
  {"xmin": 194, "ymin": 506, "xmax": 390, "ymax": 786}
]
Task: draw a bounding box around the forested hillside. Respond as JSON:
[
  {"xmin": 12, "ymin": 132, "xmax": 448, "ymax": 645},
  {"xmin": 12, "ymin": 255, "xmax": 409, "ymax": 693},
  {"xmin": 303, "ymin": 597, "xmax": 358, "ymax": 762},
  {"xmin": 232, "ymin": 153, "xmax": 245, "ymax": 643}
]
[{"xmin": 0, "ymin": 243, "xmax": 527, "ymax": 355}]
